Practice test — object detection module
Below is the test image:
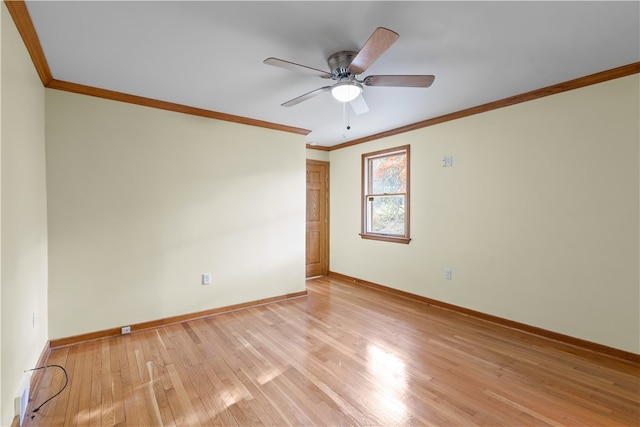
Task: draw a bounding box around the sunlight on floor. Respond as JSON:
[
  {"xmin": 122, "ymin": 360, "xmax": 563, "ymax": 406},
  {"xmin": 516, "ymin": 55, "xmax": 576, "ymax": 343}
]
[
  {"xmin": 367, "ymin": 344, "xmax": 408, "ymax": 423},
  {"xmin": 257, "ymin": 367, "xmax": 285, "ymax": 385}
]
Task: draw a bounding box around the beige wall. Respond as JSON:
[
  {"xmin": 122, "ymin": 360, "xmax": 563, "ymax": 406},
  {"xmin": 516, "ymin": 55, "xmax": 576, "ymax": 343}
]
[
  {"xmin": 329, "ymin": 74, "xmax": 640, "ymax": 354},
  {"xmin": 1, "ymin": 3, "xmax": 50, "ymax": 425},
  {"xmin": 46, "ymin": 90, "xmax": 306, "ymax": 339},
  {"xmin": 306, "ymin": 148, "xmax": 330, "ymax": 162}
]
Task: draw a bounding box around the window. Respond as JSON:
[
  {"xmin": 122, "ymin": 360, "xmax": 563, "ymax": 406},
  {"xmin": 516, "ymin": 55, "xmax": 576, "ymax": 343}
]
[{"xmin": 361, "ymin": 145, "xmax": 410, "ymax": 243}]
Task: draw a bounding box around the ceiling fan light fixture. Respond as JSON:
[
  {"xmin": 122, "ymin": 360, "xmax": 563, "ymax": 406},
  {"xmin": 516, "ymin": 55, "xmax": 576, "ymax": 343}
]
[{"xmin": 331, "ymin": 81, "xmax": 362, "ymax": 103}]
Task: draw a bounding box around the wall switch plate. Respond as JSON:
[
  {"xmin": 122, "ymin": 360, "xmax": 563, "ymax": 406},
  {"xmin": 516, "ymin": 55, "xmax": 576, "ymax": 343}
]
[
  {"xmin": 202, "ymin": 273, "xmax": 212, "ymax": 285},
  {"xmin": 121, "ymin": 326, "xmax": 131, "ymax": 334},
  {"xmin": 444, "ymin": 268, "xmax": 453, "ymax": 280}
]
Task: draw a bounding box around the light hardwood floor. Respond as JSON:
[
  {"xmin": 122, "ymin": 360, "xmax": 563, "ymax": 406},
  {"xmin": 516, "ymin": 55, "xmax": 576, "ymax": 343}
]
[{"xmin": 21, "ymin": 276, "xmax": 640, "ymax": 426}]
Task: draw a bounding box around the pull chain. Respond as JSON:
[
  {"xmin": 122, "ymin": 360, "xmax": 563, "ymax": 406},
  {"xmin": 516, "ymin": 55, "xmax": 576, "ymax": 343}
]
[{"xmin": 343, "ymin": 102, "xmax": 351, "ymax": 130}]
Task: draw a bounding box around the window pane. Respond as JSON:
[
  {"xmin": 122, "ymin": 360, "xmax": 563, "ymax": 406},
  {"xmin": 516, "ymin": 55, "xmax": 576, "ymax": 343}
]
[
  {"xmin": 361, "ymin": 144, "xmax": 410, "ymax": 243},
  {"xmin": 371, "ymin": 154, "xmax": 406, "ymax": 194},
  {"xmin": 368, "ymin": 195, "xmax": 405, "ymax": 235}
]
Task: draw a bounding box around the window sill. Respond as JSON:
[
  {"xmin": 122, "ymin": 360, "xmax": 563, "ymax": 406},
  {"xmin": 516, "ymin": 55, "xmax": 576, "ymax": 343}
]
[{"xmin": 360, "ymin": 234, "xmax": 411, "ymax": 244}]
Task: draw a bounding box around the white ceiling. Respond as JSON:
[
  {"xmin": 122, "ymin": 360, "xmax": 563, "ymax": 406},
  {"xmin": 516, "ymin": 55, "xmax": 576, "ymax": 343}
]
[{"xmin": 25, "ymin": 1, "xmax": 640, "ymax": 147}]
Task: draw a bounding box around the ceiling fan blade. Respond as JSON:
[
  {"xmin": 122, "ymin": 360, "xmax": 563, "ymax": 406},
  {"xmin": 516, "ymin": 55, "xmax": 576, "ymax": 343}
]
[
  {"xmin": 364, "ymin": 75, "xmax": 435, "ymax": 88},
  {"xmin": 349, "ymin": 27, "xmax": 399, "ymax": 75},
  {"xmin": 264, "ymin": 57, "xmax": 332, "ymax": 79},
  {"xmin": 281, "ymin": 86, "xmax": 332, "ymax": 107},
  {"xmin": 349, "ymin": 94, "xmax": 369, "ymax": 115}
]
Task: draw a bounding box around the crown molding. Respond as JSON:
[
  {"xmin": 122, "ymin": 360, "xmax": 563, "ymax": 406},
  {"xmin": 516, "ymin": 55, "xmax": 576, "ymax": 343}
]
[
  {"xmin": 6, "ymin": 0, "xmax": 638, "ymax": 149},
  {"xmin": 4, "ymin": 0, "xmax": 310, "ymax": 136},
  {"xmin": 325, "ymin": 62, "xmax": 640, "ymax": 151},
  {"xmin": 47, "ymin": 79, "xmax": 310, "ymax": 135},
  {"xmin": 4, "ymin": 0, "xmax": 52, "ymax": 85}
]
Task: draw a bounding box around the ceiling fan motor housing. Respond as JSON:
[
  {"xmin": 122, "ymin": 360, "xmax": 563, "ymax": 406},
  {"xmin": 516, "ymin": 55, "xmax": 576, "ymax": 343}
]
[{"xmin": 328, "ymin": 50, "xmax": 358, "ymax": 78}]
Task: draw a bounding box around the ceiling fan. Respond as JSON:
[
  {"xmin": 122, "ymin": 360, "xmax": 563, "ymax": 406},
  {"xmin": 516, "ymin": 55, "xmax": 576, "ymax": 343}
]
[{"xmin": 264, "ymin": 27, "xmax": 435, "ymax": 115}]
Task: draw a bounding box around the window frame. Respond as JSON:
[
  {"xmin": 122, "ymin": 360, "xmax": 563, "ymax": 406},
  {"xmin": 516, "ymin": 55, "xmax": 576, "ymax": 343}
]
[{"xmin": 361, "ymin": 145, "xmax": 411, "ymax": 244}]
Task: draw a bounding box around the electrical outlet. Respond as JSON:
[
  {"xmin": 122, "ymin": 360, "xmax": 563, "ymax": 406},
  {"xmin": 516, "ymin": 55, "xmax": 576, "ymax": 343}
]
[
  {"xmin": 121, "ymin": 326, "xmax": 131, "ymax": 334},
  {"xmin": 202, "ymin": 273, "xmax": 212, "ymax": 285},
  {"xmin": 442, "ymin": 155, "xmax": 453, "ymax": 167},
  {"xmin": 444, "ymin": 268, "xmax": 453, "ymax": 280}
]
